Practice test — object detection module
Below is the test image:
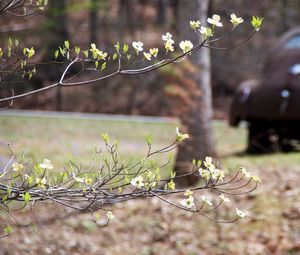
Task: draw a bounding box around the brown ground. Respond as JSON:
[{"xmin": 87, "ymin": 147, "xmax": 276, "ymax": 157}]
[{"xmin": 1, "ymin": 163, "xmax": 300, "ymax": 255}]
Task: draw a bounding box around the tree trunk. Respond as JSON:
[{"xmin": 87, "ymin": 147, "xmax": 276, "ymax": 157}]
[
  {"xmin": 156, "ymin": 0, "xmax": 167, "ymax": 25},
  {"xmin": 89, "ymin": 0, "xmax": 100, "ymax": 44},
  {"xmin": 175, "ymin": 0, "xmax": 215, "ymax": 187},
  {"xmin": 118, "ymin": 0, "xmax": 136, "ymax": 38},
  {"xmin": 280, "ymin": 0, "xmax": 289, "ymax": 33},
  {"xmin": 47, "ymin": 0, "xmax": 68, "ymax": 111},
  {"xmin": 171, "ymin": 0, "xmax": 179, "ymax": 31}
]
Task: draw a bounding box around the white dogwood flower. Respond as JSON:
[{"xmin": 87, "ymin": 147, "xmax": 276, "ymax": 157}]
[
  {"xmin": 132, "ymin": 41, "xmax": 144, "ymax": 52},
  {"xmin": 176, "ymin": 127, "xmax": 189, "ymax": 141},
  {"xmin": 199, "ymin": 26, "xmax": 213, "ymax": 39},
  {"xmin": 184, "ymin": 189, "xmax": 193, "ymax": 197},
  {"xmin": 201, "ymin": 195, "xmax": 213, "ymax": 206},
  {"xmin": 230, "ymin": 13, "xmax": 244, "ymax": 27},
  {"xmin": 150, "ymin": 48, "xmax": 159, "ymax": 57},
  {"xmin": 199, "ymin": 168, "xmax": 211, "ymax": 181},
  {"xmin": 165, "ymin": 40, "xmax": 174, "ymax": 52},
  {"xmin": 162, "ymin": 32, "xmax": 173, "ymax": 42},
  {"xmin": 180, "ymin": 195, "xmax": 195, "ymax": 209},
  {"xmin": 143, "ymin": 52, "xmax": 152, "ymax": 61},
  {"xmin": 236, "ymin": 208, "xmax": 246, "ymax": 218},
  {"xmin": 36, "ymin": 177, "xmax": 47, "ymax": 187},
  {"xmin": 190, "ymin": 20, "xmax": 201, "ymax": 30},
  {"xmin": 162, "ymin": 32, "xmax": 175, "ymax": 52},
  {"xmin": 72, "ymin": 173, "xmax": 85, "ymax": 183},
  {"xmin": 219, "ymin": 194, "xmax": 230, "ymax": 203},
  {"xmin": 251, "ymin": 175, "xmax": 262, "ymax": 183},
  {"xmin": 106, "ymin": 211, "xmax": 115, "ymax": 220},
  {"xmin": 39, "ymin": 159, "xmax": 53, "ymax": 170},
  {"xmin": 90, "ymin": 43, "xmax": 107, "ymax": 60},
  {"xmin": 207, "ymin": 14, "xmax": 223, "ymax": 27},
  {"xmin": 179, "ymin": 40, "xmax": 193, "ymax": 53},
  {"xmin": 239, "ymin": 167, "xmax": 252, "ymax": 178},
  {"xmin": 203, "ymin": 157, "xmax": 215, "ymax": 171},
  {"xmin": 131, "ymin": 175, "xmax": 144, "ymax": 189},
  {"xmin": 12, "ymin": 162, "xmax": 24, "ymax": 171}
]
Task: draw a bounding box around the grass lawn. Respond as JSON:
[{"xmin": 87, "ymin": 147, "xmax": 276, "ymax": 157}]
[
  {"xmin": 1, "ymin": 114, "xmax": 300, "ymax": 255},
  {"xmin": 0, "ymin": 114, "xmax": 178, "ymax": 170},
  {"xmin": 1, "ymin": 114, "xmax": 299, "ymax": 171}
]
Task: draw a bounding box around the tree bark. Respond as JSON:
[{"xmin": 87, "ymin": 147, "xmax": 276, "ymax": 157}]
[
  {"xmin": 89, "ymin": 0, "xmax": 100, "ymax": 44},
  {"xmin": 47, "ymin": 0, "xmax": 68, "ymax": 111},
  {"xmin": 118, "ymin": 0, "xmax": 136, "ymax": 38},
  {"xmin": 175, "ymin": 0, "xmax": 215, "ymax": 187},
  {"xmin": 156, "ymin": 0, "xmax": 167, "ymax": 25},
  {"xmin": 280, "ymin": 0, "xmax": 289, "ymax": 33}
]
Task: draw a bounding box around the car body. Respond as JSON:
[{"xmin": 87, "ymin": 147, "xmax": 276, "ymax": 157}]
[{"xmin": 230, "ymin": 27, "xmax": 300, "ymax": 153}]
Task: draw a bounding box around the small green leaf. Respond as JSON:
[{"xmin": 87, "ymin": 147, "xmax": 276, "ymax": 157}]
[
  {"xmin": 7, "ymin": 187, "xmax": 12, "ymax": 196},
  {"xmin": 8, "ymin": 37, "xmax": 12, "ymax": 47},
  {"xmin": 167, "ymin": 179, "xmax": 175, "ymax": 190},
  {"xmin": 22, "ymin": 192, "xmax": 31, "ymax": 204},
  {"xmin": 59, "ymin": 46, "xmax": 65, "ymax": 56},
  {"xmin": 170, "ymin": 170, "xmax": 176, "ymax": 179},
  {"xmin": 146, "ymin": 133, "xmax": 152, "ymax": 145},
  {"xmin": 27, "ymin": 175, "xmax": 33, "ymax": 184},
  {"xmin": 168, "ymin": 152, "xmax": 173, "ymax": 162},
  {"xmin": 251, "ymin": 16, "xmax": 263, "ymax": 31},
  {"xmin": 83, "ymin": 50, "xmax": 89, "ymax": 58},
  {"xmin": 20, "ymin": 59, "xmax": 26, "ymax": 69},
  {"xmin": 114, "ymin": 42, "xmax": 120, "ymax": 53},
  {"xmin": 101, "ymin": 62, "xmax": 107, "ymax": 71},
  {"xmin": 64, "ymin": 40, "xmax": 70, "ymax": 49},
  {"xmin": 197, "ymin": 160, "xmax": 202, "ymax": 168},
  {"xmin": 54, "ymin": 50, "xmax": 59, "ymax": 59},
  {"xmin": 112, "ymin": 52, "xmax": 118, "ymax": 60},
  {"xmin": 95, "ymin": 61, "xmax": 99, "ymax": 68},
  {"xmin": 7, "ymin": 47, "xmax": 11, "ymax": 58},
  {"xmin": 3, "ymin": 226, "xmax": 12, "ymax": 235},
  {"xmin": 123, "ymin": 44, "xmax": 129, "ymax": 54},
  {"xmin": 14, "ymin": 39, "xmax": 19, "ymax": 47},
  {"xmin": 100, "ymin": 132, "xmax": 110, "ymax": 143},
  {"xmin": 26, "ymin": 47, "xmax": 35, "ymax": 59},
  {"xmin": 74, "ymin": 46, "xmax": 80, "ymax": 55}
]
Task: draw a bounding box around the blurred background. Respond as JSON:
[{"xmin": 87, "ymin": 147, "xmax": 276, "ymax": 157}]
[
  {"xmin": 1, "ymin": 0, "xmax": 300, "ymax": 254},
  {"xmin": 2, "ymin": 0, "xmax": 299, "ymax": 117}
]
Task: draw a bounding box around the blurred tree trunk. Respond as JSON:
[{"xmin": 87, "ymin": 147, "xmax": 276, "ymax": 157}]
[
  {"xmin": 89, "ymin": 0, "xmax": 100, "ymax": 44},
  {"xmin": 47, "ymin": 0, "xmax": 68, "ymax": 111},
  {"xmin": 89, "ymin": 0, "xmax": 100, "ymax": 110},
  {"xmin": 175, "ymin": 0, "xmax": 215, "ymax": 187},
  {"xmin": 171, "ymin": 0, "xmax": 179, "ymax": 30},
  {"xmin": 156, "ymin": 0, "xmax": 167, "ymax": 25},
  {"xmin": 118, "ymin": 0, "xmax": 136, "ymax": 38},
  {"xmin": 280, "ymin": 0, "xmax": 290, "ymax": 33}
]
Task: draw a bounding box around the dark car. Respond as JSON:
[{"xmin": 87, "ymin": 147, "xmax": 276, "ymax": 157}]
[{"xmin": 230, "ymin": 27, "xmax": 300, "ymax": 153}]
